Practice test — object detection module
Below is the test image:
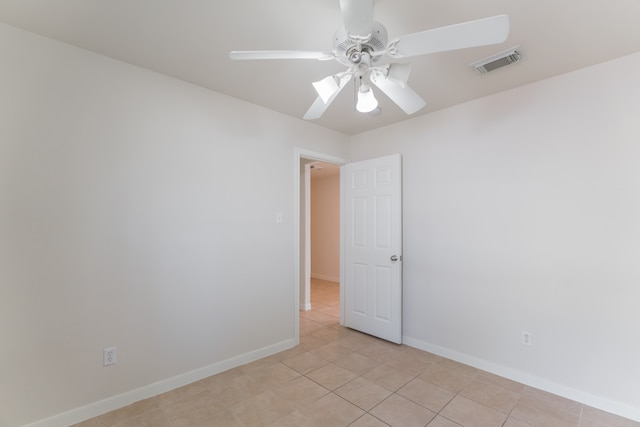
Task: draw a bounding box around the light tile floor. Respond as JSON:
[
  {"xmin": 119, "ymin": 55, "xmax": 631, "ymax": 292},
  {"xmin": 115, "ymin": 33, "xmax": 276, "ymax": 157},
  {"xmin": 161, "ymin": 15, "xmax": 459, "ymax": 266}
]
[{"xmin": 74, "ymin": 279, "xmax": 639, "ymax": 427}]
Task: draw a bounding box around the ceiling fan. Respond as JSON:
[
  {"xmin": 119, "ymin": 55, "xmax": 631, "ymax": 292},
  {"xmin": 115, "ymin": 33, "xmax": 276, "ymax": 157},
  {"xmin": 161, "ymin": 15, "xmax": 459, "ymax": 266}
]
[{"xmin": 230, "ymin": 0, "xmax": 509, "ymax": 120}]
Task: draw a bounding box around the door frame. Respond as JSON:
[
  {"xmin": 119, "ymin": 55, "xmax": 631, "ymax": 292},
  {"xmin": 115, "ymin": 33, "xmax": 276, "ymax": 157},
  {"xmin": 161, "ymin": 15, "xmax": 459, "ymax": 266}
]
[{"xmin": 293, "ymin": 148, "xmax": 348, "ymax": 345}]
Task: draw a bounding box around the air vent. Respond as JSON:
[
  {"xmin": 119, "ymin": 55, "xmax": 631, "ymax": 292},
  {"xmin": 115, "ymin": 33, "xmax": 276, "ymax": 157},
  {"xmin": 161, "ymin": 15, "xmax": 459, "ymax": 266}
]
[{"xmin": 471, "ymin": 46, "xmax": 523, "ymax": 74}]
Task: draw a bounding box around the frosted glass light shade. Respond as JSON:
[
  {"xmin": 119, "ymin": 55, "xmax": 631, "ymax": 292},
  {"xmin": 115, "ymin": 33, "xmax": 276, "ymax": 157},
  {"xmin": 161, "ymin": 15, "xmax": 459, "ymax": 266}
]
[
  {"xmin": 356, "ymin": 86, "xmax": 378, "ymax": 113},
  {"xmin": 312, "ymin": 76, "xmax": 340, "ymax": 103},
  {"xmin": 387, "ymin": 63, "xmax": 412, "ymax": 88}
]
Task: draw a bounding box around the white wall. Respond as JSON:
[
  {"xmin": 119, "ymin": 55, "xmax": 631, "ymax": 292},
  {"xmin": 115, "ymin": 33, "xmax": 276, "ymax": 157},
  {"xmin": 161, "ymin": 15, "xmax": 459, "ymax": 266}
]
[
  {"xmin": 310, "ymin": 173, "xmax": 340, "ymax": 282},
  {"xmin": 350, "ymin": 52, "xmax": 640, "ymax": 420},
  {"xmin": 0, "ymin": 23, "xmax": 348, "ymax": 427}
]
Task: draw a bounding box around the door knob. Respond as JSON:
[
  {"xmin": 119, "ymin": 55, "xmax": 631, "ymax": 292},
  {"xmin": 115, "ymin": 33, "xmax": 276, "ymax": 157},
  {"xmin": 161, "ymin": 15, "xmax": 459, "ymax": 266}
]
[{"xmin": 390, "ymin": 255, "xmax": 399, "ymax": 262}]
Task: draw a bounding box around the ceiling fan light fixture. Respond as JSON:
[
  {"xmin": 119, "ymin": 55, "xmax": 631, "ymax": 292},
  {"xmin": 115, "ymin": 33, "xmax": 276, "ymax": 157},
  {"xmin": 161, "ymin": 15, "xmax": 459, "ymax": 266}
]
[
  {"xmin": 312, "ymin": 75, "xmax": 340, "ymax": 103},
  {"xmin": 386, "ymin": 63, "xmax": 412, "ymax": 88},
  {"xmin": 231, "ymin": 1, "xmax": 511, "ymax": 121},
  {"xmin": 356, "ymin": 84, "xmax": 378, "ymax": 113}
]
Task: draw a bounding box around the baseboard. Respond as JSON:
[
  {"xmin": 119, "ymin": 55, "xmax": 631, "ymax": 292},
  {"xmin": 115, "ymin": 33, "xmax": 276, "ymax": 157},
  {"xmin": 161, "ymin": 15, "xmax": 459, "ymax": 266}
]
[
  {"xmin": 301, "ymin": 302, "xmax": 312, "ymax": 311},
  {"xmin": 24, "ymin": 338, "xmax": 297, "ymax": 427},
  {"xmin": 310, "ymin": 273, "xmax": 339, "ymax": 283},
  {"xmin": 402, "ymin": 335, "xmax": 640, "ymax": 423}
]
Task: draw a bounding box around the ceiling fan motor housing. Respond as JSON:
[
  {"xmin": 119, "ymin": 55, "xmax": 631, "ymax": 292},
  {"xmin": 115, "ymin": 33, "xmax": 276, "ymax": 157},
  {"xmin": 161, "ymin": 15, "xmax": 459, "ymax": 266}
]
[{"xmin": 333, "ymin": 21, "xmax": 388, "ymax": 66}]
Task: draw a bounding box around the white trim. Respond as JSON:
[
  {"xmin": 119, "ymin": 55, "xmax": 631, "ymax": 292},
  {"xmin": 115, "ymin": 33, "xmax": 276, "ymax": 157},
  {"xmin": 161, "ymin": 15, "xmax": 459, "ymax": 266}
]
[
  {"xmin": 24, "ymin": 339, "xmax": 296, "ymax": 427},
  {"xmin": 303, "ymin": 163, "xmax": 312, "ymax": 312},
  {"xmin": 293, "ymin": 148, "xmax": 348, "ymax": 339},
  {"xmin": 339, "ymin": 168, "xmax": 345, "ymax": 327},
  {"xmin": 310, "ymin": 273, "xmax": 340, "ymax": 283},
  {"xmin": 402, "ymin": 335, "xmax": 640, "ymax": 423}
]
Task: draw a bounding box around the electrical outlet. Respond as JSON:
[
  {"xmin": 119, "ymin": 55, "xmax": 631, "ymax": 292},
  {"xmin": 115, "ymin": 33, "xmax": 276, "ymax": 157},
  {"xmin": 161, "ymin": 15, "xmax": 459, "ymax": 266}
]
[
  {"xmin": 522, "ymin": 331, "xmax": 532, "ymax": 346},
  {"xmin": 103, "ymin": 347, "xmax": 117, "ymax": 366}
]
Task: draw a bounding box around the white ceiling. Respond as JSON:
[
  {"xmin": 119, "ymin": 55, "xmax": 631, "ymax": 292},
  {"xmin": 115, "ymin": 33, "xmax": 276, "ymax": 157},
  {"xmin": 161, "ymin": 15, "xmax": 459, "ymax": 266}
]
[{"xmin": 1, "ymin": 0, "xmax": 639, "ymax": 136}]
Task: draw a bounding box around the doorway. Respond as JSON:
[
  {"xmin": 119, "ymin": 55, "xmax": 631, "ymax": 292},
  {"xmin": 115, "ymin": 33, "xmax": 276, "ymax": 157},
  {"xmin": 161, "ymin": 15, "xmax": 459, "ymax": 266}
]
[
  {"xmin": 294, "ymin": 149, "xmax": 347, "ymax": 344},
  {"xmin": 309, "ymin": 160, "xmax": 340, "ymax": 308},
  {"xmin": 294, "ymin": 150, "xmax": 404, "ymax": 344}
]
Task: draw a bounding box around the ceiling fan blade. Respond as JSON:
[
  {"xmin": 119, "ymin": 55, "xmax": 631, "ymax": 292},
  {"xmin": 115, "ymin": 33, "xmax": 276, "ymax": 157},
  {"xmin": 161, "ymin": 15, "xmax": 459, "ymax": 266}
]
[
  {"xmin": 370, "ymin": 72, "xmax": 426, "ymax": 115},
  {"xmin": 339, "ymin": 0, "xmax": 374, "ymax": 39},
  {"xmin": 304, "ymin": 74, "xmax": 352, "ymax": 120},
  {"xmin": 230, "ymin": 50, "xmax": 331, "ymax": 60},
  {"xmin": 391, "ymin": 15, "xmax": 509, "ymax": 58}
]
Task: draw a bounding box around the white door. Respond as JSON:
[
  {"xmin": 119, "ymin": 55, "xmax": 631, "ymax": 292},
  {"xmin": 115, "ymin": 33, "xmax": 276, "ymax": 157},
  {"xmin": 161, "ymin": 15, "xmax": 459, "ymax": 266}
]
[{"xmin": 341, "ymin": 154, "xmax": 402, "ymax": 344}]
